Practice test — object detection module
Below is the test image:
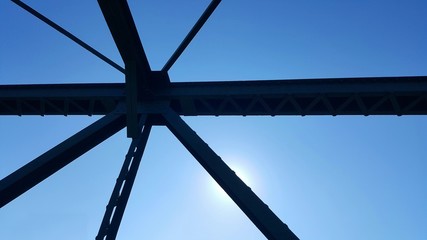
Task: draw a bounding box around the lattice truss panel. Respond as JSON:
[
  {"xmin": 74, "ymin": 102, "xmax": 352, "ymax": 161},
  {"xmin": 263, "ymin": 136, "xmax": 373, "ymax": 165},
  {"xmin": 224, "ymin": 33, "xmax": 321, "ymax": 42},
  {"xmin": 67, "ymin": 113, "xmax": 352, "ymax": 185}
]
[
  {"xmin": 1, "ymin": 0, "xmax": 426, "ymax": 240},
  {"xmin": 1, "ymin": 77, "xmax": 427, "ymax": 116}
]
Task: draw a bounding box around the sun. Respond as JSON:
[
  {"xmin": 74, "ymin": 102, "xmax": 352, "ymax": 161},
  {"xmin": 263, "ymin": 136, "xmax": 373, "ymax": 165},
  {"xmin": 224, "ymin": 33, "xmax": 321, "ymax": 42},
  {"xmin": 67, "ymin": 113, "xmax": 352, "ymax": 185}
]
[{"xmin": 208, "ymin": 163, "xmax": 254, "ymax": 203}]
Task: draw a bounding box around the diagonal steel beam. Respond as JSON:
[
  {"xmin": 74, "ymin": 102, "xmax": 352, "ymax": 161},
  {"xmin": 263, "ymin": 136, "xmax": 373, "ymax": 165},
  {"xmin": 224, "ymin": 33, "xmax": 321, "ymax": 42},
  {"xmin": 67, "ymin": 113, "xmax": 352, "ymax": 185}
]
[
  {"xmin": 98, "ymin": 0, "xmax": 152, "ymax": 137},
  {"xmin": 0, "ymin": 110, "xmax": 126, "ymax": 208},
  {"xmin": 11, "ymin": 0, "xmax": 125, "ymax": 73},
  {"xmin": 96, "ymin": 115, "xmax": 151, "ymax": 240},
  {"xmin": 98, "ymin": 0, "xmax": 150, "ymax": 67},
  {"xmin": 162, "ymin": 108, "xmax": 299, "ymax": 240},
  {"xmin": 162, "ymin": 0, "xmax": 221, "ymax": 71},
  {"xmin": 97, "ymin": 0, "xmax": 151, "ymax": 74}
]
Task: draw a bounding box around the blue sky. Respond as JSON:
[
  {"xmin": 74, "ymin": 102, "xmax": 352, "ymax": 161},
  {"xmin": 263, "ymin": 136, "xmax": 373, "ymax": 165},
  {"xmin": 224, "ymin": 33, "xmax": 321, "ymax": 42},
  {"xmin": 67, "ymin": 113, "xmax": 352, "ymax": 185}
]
[{"xmin": 1, "ymin": 0, "xmax": 426, "ymax": 239}]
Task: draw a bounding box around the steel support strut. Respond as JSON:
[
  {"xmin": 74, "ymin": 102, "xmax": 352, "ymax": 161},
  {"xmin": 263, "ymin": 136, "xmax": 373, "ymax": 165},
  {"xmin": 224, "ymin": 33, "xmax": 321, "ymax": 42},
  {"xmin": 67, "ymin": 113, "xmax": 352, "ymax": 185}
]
[
  {"xmin": 162, "ymin": 108, "xmax": 299, "ymax": 240},
  {"xmin": 97, "ymin": 0, "xmax": 153, "ymax": 138},
  {"xmin": 0, "ymin": 110, "xmax": 126, "ymax": 208},
  {"xmin": 96, "ymin": 115, "xmax": 152, "ymax": 240},
  {"xmin": 162, "ymin": 0, "xmax": 221, "ymax": 71},
  {"xmin": 11, "ymin": 0, "xmax": 125, "ymax": 73}
]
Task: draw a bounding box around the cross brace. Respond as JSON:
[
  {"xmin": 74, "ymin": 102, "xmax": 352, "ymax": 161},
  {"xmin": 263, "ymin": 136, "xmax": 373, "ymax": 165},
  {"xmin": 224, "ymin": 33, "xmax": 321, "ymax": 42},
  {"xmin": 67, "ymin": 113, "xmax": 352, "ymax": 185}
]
[
  {"xmin": 163, "ymin": 108, "xmax": 299, "ymax": 240},
  {"xmin": 96, "ymin": 115, "xmax": 152, "ymax": 240},
  {"xmin": 0, "ymin": 105, "xmax": 300, "ymax": 239},
  {"xmin": 0, "ymin": 109, "xmax": 126, "ymax": 207}
]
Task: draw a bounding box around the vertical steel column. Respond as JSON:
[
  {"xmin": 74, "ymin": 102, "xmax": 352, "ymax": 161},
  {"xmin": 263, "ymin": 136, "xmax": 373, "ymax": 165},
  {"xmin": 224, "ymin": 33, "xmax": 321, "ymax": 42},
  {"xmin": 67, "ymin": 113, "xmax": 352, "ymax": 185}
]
[
  {"xmin": 162, "ymin": 108, "xmax": 299, "ymax": 240},
  {"xmin": 125, "ymin": 61, "xmax": 139, "ymax": 138},
  {"xmin": 96, "ymin": 115, "xmax": 152, "ymax": 240}
]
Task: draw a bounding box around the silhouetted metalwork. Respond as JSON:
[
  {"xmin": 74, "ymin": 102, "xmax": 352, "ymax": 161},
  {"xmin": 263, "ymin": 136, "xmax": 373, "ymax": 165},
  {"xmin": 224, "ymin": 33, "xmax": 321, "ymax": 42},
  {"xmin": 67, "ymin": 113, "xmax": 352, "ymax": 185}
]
[
  {"xmin": 2, "ymin": 76, "xmax": 427, "ymax": 117},
  {"xmin": 1, "ymin": 0, "xmax": 427, "ymax": 239},
  {"xmin": 163, "ymin": 107, "xmax": 299, "ymax": 240},
  {"xmin": 11, "ymin": 0, "xmax": 125, "ymax": 73},
  {"xmin": 162, "ymin": 0, "xmax": 222, "ymax": 72},
  {"xmin": 97, "ymin": 116, "xmax": 151, "ymax": 240},
  {"xmin": 0, "ymin": 107, "xmax": 126, "ymax": 207}
]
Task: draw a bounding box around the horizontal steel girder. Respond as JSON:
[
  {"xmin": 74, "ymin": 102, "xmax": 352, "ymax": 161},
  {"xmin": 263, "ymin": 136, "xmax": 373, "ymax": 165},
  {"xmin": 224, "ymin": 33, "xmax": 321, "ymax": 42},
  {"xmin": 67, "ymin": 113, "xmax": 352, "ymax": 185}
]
[
  {"xmin": 0, "ymin": 83, "xmax": 123, "ymax": 116},
  {"xmin": 0, "ymin": 76, "xmax": 426, "ymax": 116}
]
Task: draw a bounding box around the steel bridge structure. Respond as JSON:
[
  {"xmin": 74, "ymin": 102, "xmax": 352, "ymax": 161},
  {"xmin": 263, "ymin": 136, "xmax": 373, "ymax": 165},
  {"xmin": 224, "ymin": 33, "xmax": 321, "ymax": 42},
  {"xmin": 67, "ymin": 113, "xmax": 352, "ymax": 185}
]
[{"xmin": 1, "ymin": 1, "xmax": 426, "ymax": 239}]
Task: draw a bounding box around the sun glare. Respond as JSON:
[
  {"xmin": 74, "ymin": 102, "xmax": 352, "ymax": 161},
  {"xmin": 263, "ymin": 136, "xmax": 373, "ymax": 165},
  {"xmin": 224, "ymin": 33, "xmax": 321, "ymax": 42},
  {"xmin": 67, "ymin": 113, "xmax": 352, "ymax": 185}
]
[{"xmin": 209, "ymin": 164, "xmax": 254, "ymax": 202}]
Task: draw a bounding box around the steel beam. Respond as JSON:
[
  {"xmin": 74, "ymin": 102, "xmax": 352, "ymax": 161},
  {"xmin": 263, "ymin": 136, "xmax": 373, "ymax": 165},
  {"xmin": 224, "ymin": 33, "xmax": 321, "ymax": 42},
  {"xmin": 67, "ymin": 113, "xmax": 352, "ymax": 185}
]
[
  {"xmin": 97, "ymin": 115, "xmax": 152, "ymax": 240},
  {"xmin": 11, "ymin": 0, "xmax": 125, "ymax": 73},
  {"xmin": 0, "ymin": 83, "xmax": 124, "ymax": 116},
  {"xmin": 97, "ymin": 0, "xmax": 150, "ymax": 74},
  {"xmin": 162, "ymin": 0, "xmax": 221, "ymax": 71},
  {"xmin": 162, "ymin": 108, "xmax": 299, "ymax": 240},
  {"xmin": 164, "ymin": 76, "xmax": 427, "ymax": 96},
  {"xmin": 126, "ymin": 61, "xmax": 139, "ymax": 137},
  {"xmin": 1, "ymin": 76, "xmax": 427, "ymax": 116},
  {"xmin": 0, "ymin": 110, "xmax": 126, "ymax": 207},
  {"xmin": 98, "ymin": 0, "xmax": 152, "ymax": 137},
  {"xmin": 0, "ymin": 83, "xmax": 124, "ymax": 98},
  {"xmin": 161, "ymin": 76, "xmax": 427, "ymax": 116}
]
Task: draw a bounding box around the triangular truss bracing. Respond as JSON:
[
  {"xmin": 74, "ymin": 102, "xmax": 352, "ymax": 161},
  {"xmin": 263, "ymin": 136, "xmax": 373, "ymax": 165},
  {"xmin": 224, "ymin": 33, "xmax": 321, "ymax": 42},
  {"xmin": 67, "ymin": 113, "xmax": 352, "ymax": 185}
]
[{"xmin": 1, "ymin": 1, "xmax": 426, "ymax": 239}]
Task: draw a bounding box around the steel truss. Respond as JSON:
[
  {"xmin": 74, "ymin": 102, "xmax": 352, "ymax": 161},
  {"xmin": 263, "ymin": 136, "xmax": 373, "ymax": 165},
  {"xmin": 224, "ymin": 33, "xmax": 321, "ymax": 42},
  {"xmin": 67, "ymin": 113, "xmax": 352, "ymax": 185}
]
[
  {"xmin": 1, "ymin": 0, "xmax": 426, "ymax": 239},
  {"xmin": 1, "ymin": 76, "xmax": 427, "ymax": 117}
]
